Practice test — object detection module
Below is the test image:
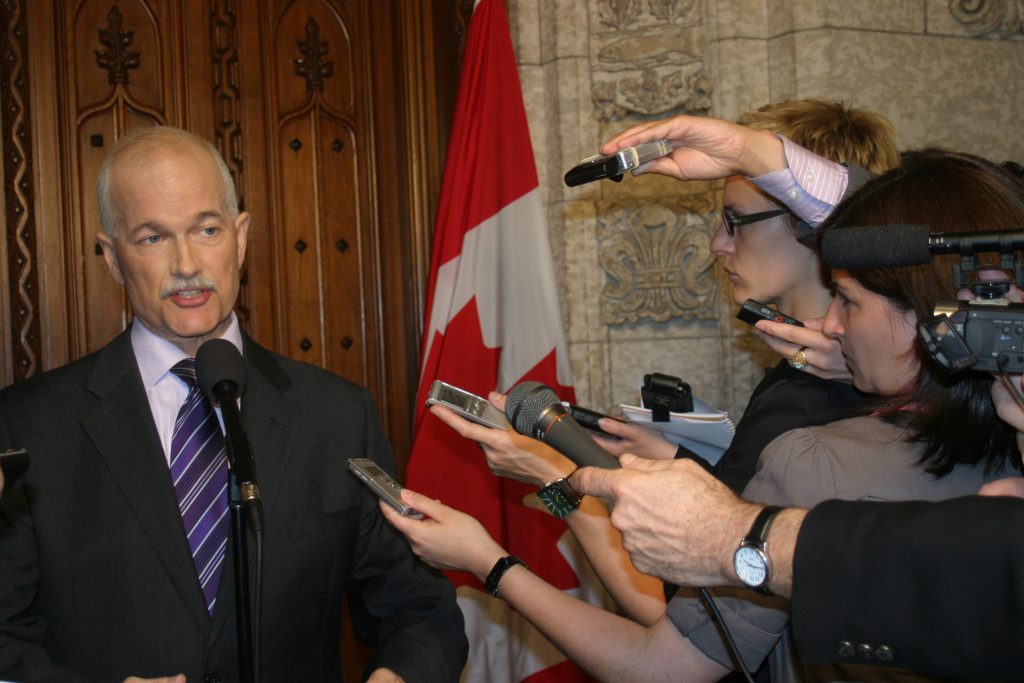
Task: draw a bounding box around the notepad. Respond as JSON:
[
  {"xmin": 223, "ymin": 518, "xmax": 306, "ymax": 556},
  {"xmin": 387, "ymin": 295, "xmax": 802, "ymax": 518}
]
[{"xmin": 619, "ymin": 396, "xmax": 735, "ymax": 464}]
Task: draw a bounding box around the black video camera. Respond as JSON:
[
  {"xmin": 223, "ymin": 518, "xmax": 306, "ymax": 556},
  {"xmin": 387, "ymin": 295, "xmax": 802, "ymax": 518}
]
[
  {"xmin": 919, "ymin": 297, "xmax": 1024, "ymax": 373},
  {"xmin": 918, "ymin": 255, "xmax": 1024, "ymax": 373},
  {"xmin": 640, "ymin": 372, "xmax": 693, "ymax": 422}
]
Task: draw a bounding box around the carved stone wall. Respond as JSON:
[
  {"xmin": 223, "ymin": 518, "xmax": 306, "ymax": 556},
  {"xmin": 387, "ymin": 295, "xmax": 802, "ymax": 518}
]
[{"xmin": 509, "ymin": 0, "xmax": 1024, "ymax": 419}]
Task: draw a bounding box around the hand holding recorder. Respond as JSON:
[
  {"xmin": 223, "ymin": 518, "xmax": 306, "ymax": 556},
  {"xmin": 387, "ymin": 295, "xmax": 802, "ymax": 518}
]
[
  {"xmin": 430, "ymin": 399, "xmax": 575, "ymax": 488},
  {"xmin": 599, "ymin": 114, "xmax": 788, "ymax": 182},
  {"xmin": 380, "ymin": 488, "xmax": 509, "ymax": 579},
  {"xmin": 348, "ymin": 458, "xmax": 424, "ymax": 519}
]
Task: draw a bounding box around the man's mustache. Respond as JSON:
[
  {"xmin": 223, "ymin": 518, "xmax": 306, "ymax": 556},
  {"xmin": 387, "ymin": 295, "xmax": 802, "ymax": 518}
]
[{"xmin": 161, "ymin": 276, "xmax": 218, "ymax": 299}]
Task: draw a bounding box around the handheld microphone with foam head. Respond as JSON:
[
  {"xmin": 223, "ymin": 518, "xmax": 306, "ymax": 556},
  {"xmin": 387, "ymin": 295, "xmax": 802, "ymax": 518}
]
[
  {"xmin": 504, "ymin": 381, "xmax": 620, "ymax": 469},
  {"xmin": 821, "ymin": 225, "xmax": 1024, "ymax": 269},
  {"xmin": 196, "ymin": 338, "xmax": 263, "ymax": 532}
]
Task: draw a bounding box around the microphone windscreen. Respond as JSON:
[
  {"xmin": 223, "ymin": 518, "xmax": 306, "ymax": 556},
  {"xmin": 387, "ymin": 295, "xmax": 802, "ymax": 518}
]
[
  {"xmin": 505, "ymin": 381, "xmax": 561, "ymax": 434},
  {"xmin": 820, "ymin": 224, "xmax": 933, "ymax": 269},
  {"xmin": 195, "ymin": 338, "xmax": 247, "ymax": 402}
]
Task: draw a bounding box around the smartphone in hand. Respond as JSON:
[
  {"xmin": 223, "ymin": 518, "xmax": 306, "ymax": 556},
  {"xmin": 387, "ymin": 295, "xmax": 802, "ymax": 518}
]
[
  {"xmin": 347, "ymin": 458, "xmax": 424, "ymax": 519},
  {"xmin": 736, "ymin": 299, "xmax": 804, "ymax": 327},
  {"xmin": 426, "ymin": 380, "xmax": 510, "ymax": 429}
]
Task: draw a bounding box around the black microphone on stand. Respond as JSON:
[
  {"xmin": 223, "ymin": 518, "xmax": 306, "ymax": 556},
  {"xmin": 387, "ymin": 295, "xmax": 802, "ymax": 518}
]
[
  {"xmin": 504, "ymin": 381, "xmax": 620, "ymax": 469},
  {"xmin": 196, "ymin": 338, "xmax": 263, "ymax": 532},
  {"xmin": 195, "ymin": 338, "xmax": 261, "ymax": 683}
]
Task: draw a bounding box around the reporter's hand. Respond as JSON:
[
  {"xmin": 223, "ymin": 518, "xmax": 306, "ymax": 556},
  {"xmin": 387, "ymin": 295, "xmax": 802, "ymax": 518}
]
[
  {"xmin": 571, "ymin": 455, "xmax": 758, "ymax": 587},
  {"xmin": 755, "ymin": 317, "xmax": 852, "ymax": 382},
  {"xmin": 599, "ymin": 114, "xmax": 785, "ymax": 182},
  {"xmin": 591, "ymin": 420, "xmax": 677, "ymax": 460},
  {"xmin": 367, "ymin": 668, "xmax": 406, "ymax": 683},
  {"xmin": 991, "ymin": 373, "xmax": 1024, "ymax": 431},
  {"xmin": 979, "ymin": 477, "xmax": 1024, "ymax": 498},
  {"xmin": 380, "ymin": 490, "xmax": 507, "ymax": 580},
  {"xmin": 123, "ymin": 676, "xmax": 186, "ymax": 683},
  {"xmin": 956, "ymin": 268, "xmax": 1024, "ymax": 303},
  {"xmin": 990, "ymin": 373, "xmax": 1024, "ymax": 455},
  {"xmin": 429, "ymin": 403, "xmax": 573, "ymax": 486}
]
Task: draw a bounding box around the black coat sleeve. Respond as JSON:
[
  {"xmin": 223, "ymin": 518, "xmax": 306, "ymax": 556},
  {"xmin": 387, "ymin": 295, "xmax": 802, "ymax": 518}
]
[
  {"xmin": 791, "ymin": 497, "xmax": 1024, "ymax": 680},
  {"xmin": 344, "ymin": 390, "xmax": 468, "ymax": 682}
]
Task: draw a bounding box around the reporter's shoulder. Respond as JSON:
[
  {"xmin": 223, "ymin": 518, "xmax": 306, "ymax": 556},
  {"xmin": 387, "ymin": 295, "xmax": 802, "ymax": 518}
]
[{"xmin": 763, "ymin": 416, "xmax": 896, "ymax": 459}]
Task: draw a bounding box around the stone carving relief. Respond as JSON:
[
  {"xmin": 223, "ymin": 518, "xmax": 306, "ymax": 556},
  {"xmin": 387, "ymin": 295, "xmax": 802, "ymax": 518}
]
[
  {"xmin": 948, "ymin": 0, "xmax": 1024, "ymax": 38},
  {"xmin": 591, "ymin": 0, "xmax": 711, "ymax": 122},
  {"xmin": 596, "ymin": 197, "xmax": 719, "ymax": 324}
]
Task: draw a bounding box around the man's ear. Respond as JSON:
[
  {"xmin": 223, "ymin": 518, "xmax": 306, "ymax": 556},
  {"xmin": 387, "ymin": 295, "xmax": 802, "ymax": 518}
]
[
  {"xmin": 235, "ymin": 211, "xmax": 250, "ymax": 268},
  {"xmin": 96, "ymin": 231, "xmax": 125, "ymax": 286}
]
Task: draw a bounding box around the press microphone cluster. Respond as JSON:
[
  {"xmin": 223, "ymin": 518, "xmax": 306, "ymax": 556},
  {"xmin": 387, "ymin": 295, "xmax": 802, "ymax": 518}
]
[
  {"xmin": 820, "ymin": 224, "xmax": 1024, "ymax": 269},
  {"xmin": 504, "ymin": 381, "xmax": 619, "ymax": 469},
  {"xmin": 196, "ymin": 339, "xmax": 264, "ymax": 532}
]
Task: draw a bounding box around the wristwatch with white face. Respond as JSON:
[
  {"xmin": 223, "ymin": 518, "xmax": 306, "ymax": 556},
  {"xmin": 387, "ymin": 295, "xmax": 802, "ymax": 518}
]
[{"xmin": 733, "ymin": 505, "xmax": 783, "ymax": 594}]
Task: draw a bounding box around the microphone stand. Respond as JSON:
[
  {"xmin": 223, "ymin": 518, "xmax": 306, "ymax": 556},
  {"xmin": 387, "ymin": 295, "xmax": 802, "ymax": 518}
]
[
  {"xmin": 196, "ymin": 340, "xmax": 263, "ymax": 683},
  {"xmin": 219, "ymin": 395, "xmax": 263, "ymax": 683},
  {"xmin": 229, "ymin": 470, "xmax": 254, "ymax": 683}
]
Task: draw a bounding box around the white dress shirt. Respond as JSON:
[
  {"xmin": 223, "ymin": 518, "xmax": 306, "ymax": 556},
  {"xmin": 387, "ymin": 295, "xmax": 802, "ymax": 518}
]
[{"xmin": 130, "ymin": 314, "xmax": 243, "ymax": 464}]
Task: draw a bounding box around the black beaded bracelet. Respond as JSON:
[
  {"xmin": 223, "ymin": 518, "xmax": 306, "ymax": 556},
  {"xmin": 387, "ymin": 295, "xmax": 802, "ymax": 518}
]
[{"xmin": 484, "ymin": 555, "xmax": 527, "ymax": 598}]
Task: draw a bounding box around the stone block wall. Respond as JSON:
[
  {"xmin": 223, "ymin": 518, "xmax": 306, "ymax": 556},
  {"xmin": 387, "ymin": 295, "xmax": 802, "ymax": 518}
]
[{"xmin": 507, "ymin": 0, "xmax": 1024, "ymax": 418}]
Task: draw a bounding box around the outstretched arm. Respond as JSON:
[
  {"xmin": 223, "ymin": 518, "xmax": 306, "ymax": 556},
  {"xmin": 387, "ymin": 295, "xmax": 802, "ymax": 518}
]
[
  {"xmin": 430, "ymin": 403, "xmax": 667, "ymax": 624},
  {"xmin": 601, "ymin": 115, "xmax": 850, "ymax": 227},
  {"xmin": 381, "ymin": 491, "xmax": 728, "ymax": 683},
  {"xmin": 572, "ymin": 455, "xmax": 804, "ymax": 597},
  {"xmin": 600, "ymin": 115, "xmax": 786, "ymax": 181}
]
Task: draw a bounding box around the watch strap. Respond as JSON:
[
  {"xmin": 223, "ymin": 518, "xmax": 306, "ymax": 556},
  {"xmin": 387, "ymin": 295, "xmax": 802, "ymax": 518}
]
[
  {"xmin": 743, "ymin": 505, "xmax": 784, "ymax": 547},
  {"xmin": 537, "ymin": 477, "xmax": 583, "ymax": 518},
  {"xmin": 485, "ymin": 555, "xmax": 527, "ymax": 598},
  {"xmin": 742, "ymin": 505, "xmax": 784, "ymax": 595}
]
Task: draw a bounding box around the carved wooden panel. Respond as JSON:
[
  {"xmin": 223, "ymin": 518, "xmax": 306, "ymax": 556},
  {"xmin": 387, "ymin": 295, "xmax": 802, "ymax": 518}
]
[
  {"xmin": 0, "ymin": 0, "xmax": 41, "ymax": 382},
  {"xmin": 3, "ymin": 0, "xmax": 464, "ymax": 473},
  {"xmin": 69, "ymin": 2, "xmax": 165, "ymax": 351},
  {"xmin": 264, "ymin": 3, "xmax": 376, "ymax": 389}
]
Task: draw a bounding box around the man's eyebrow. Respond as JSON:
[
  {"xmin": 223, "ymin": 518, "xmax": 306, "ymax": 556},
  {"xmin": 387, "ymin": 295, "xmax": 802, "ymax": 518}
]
[
  {"xmin": 191, "ymin": 210, "xmax": 226, "ymax": 223},
  {"xmin": 126, "ymin": 221, "xmax": 164, "ymax": 236}
]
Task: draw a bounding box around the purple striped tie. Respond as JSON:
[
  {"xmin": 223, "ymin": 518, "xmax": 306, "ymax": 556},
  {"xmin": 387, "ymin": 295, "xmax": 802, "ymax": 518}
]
[{"xmin": 169, "ymin": 358, "xmax": 229, "ymax": 616}]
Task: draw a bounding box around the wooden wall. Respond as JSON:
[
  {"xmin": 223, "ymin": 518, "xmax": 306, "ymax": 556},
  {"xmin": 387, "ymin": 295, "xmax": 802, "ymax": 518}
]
[{"xmin": 0, "ymin": 0, "xmax": 468, "ymax": 475}]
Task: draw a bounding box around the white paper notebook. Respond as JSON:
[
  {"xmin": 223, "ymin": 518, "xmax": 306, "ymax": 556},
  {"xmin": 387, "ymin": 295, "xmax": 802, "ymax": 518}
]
[{"xmin": 619, "ymin": 396, "xmax": 735, "ymax": 464}]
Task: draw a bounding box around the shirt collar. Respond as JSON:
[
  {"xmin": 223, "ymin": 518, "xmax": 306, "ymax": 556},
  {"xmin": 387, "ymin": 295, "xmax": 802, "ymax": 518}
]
[{"xmin": 131, "ymin": 314, "xmax": 244, "ymax": 389}]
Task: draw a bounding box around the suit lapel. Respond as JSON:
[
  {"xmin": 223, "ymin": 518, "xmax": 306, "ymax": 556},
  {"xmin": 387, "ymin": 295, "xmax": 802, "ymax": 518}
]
[{"xmin": 80, "ymin": 331, "xmax": 212, "ymax": 634}]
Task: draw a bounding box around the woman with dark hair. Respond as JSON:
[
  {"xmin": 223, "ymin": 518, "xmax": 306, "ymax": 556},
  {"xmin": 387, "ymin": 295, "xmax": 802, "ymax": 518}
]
[{"xmin": 745, "ymin": 149, "xmax": 1024, "ymax": 512}]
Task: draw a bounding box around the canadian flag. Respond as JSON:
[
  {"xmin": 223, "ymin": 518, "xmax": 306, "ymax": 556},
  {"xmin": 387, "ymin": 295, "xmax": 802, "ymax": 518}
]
[{"xmin": 405, "ymin": 0, "xmax": 607, "ymax": 680}]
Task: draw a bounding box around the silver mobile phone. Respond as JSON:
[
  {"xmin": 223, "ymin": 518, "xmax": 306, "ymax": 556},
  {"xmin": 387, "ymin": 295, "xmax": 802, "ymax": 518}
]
[
  {"xmin": 564, "ymin": 139, "xmax": 673, "ymax": 187},
  {"xmin": 347, "ymin": 458, "xmax": 424, "ymax": 519},
  {"xmin": 426, "ymin": 380, "xmax": 511, "ymax": 429}
]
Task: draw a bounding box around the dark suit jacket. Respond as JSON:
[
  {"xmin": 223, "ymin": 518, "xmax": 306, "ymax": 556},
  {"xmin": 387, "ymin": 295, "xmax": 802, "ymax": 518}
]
[
  {"xmin": 0, "ymin": 330, "xmax": 467, "ymax": 682},
  {"xmin": 791, "ymin": 497, "xmax": 1024, "ymax": 679}
]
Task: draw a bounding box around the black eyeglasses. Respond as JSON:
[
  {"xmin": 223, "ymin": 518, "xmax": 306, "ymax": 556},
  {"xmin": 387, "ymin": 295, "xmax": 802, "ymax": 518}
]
[{"xmin": 721, "ymin": 208, "xmax": 790, "ymax": 236}]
